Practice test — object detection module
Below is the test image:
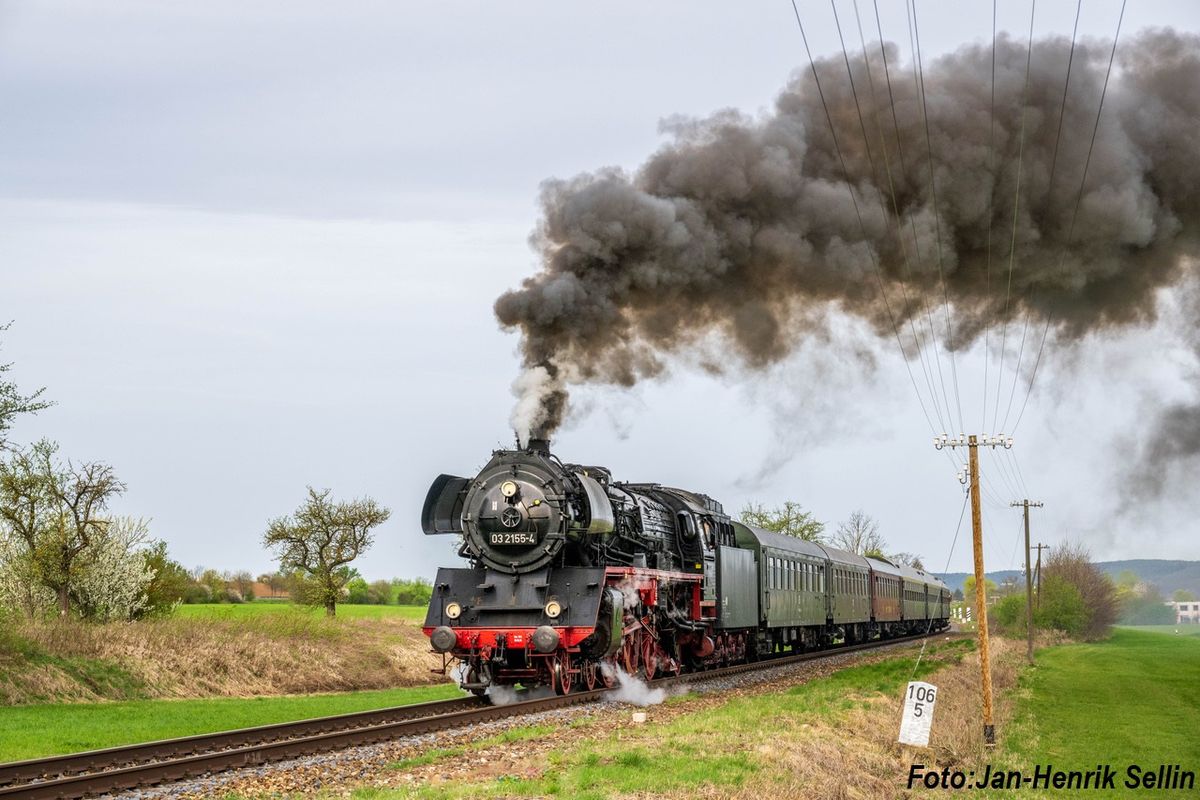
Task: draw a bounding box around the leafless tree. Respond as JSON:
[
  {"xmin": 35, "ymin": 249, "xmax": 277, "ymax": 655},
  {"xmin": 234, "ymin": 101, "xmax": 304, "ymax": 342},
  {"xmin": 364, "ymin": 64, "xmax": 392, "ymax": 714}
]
[
  {"xmin": 831, "ymin": 509, "xmax": 884, "ymax": 556},
  {"xmin": 890, "ymin": 551, "xmax": 926, "ymax": 570},
  {"xmin": 0, "ymin": 439, "xmax": 125, "ymax": 616},
  {"xmin": 230, "ymin": 570, "xmax": 255, "ymax": 601},
  {"xmin": 262, "ymin": 487, "xmax": 390, "ymax": 617}
]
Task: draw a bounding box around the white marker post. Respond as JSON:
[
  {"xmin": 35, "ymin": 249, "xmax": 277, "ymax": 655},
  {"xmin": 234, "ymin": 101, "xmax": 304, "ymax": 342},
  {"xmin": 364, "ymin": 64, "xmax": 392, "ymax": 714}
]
[{"xmin": 898, "ymin": 681, "xmax": 938, "ymax": 747}]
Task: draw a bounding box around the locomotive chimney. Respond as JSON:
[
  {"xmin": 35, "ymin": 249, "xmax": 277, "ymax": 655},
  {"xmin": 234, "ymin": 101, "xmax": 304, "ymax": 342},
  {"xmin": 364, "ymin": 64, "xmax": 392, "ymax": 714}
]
[{"xmin": 526, "ymin": 434, "xmax": 551, "ymax": 455}]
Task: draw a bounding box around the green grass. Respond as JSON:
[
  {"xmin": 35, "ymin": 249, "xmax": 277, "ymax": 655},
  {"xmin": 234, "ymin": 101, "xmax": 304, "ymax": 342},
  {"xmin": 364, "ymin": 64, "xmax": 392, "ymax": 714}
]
[
  {"xmin": 1115, "ymin": 623, "xmax": 1200, "ymax": 637},
  {"xmin": 0, "ymin": 683, "xmax": 461, "ymax": 762},
  {"xmin": 992, "ymin": 628, "xmax": 1200, "ymax": 798},
  {"xmin": 173, "ymin": 603, "xmax": 428, "ymax": 622}
]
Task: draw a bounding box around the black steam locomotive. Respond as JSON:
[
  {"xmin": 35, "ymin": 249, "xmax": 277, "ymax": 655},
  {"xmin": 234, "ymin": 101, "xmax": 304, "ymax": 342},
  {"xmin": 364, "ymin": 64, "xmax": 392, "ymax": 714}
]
[{"xmin": 421, "ymin": 439, "xmax": 950, "ymax": 694}]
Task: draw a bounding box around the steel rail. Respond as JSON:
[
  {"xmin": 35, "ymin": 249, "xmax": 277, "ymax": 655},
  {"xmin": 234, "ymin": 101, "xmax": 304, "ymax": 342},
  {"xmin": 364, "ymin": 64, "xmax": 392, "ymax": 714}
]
[
  {"xmin": 0, "ymin": 695, "xmax": 487, "ymax": 789},
  {"xmin": 0, "ymin": 630, "xmax": 946, "ymax": 799}
]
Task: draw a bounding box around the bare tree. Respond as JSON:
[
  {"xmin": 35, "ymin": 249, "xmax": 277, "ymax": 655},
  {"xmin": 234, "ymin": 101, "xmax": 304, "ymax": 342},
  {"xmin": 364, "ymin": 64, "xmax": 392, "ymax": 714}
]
[
  {"xmin": 262, "ymin": 487, "xmax": 390, "ymax": 617},
  {"xmin": 740, "ymin": 501, "xmax": 825, "ymax": 541},
  {"xmin": 0, "ymin": 440, "xmax": 125, "ymax": 616},
  {"xmin": 831, "ymin": 510, "xmax": 884, "ymax": 556},
  {"xmin": 230, "ymin": 570, "xmax": 255, "ymax": 601},
  {"xmin": 890, "ymin": 551, "xmax": 926, "ymax": 570}
]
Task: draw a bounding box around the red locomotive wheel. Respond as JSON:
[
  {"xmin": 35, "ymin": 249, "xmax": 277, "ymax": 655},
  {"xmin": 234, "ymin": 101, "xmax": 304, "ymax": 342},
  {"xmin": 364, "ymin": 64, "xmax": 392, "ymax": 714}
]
[
  {"xmin": 555, "ymin": 651, "xmax": 573, "ymax": 695},
  {"xmin": 640, "ymin": 632, "xmax": 658, "ymax": 679},
  {"xmin": 583, "ymin": 659, "xmax": 599, "ymax": 690},
  {"xmin": 621, "ymin": 634, "xmax": 640, "ymax": 676}
]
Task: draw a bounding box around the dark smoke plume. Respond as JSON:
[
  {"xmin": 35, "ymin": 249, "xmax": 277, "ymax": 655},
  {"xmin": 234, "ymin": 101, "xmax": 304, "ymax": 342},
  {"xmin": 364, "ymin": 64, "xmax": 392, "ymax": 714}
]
[
  {"xmin": 1130, "ymin": 275, "xmax": 1200, "ymax": 501},
  {"xmin": 496, "ymin": 30, "xmax": 1200, "ymax": 442}
]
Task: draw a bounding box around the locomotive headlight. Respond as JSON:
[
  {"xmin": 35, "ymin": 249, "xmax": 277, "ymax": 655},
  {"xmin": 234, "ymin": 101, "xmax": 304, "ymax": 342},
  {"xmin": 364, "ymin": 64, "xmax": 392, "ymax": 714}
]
[
  {"xmin": 445, "ymin": 601, "xmax": 462, "ymax": 619},
  {"xmin": 544, "ymin": 600, "xmax": 562, "ymax": 619},
  {"xmin": 500, "ymin": 480, "xmax": 519, "ymax": 498}
]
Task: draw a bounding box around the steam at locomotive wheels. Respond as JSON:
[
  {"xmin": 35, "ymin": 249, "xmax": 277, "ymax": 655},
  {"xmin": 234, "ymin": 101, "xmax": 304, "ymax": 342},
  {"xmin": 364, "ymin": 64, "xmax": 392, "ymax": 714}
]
[{"xmin": 421, "ymin": 438, "xmax": 950, "ymax": 695}]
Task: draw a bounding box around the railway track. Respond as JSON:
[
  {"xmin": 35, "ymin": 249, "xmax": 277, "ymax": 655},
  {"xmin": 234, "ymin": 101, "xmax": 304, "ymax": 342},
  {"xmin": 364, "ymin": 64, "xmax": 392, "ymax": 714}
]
[{"xmin": 0, "ymin": 631, "xmax": 942, "ymax": 799}]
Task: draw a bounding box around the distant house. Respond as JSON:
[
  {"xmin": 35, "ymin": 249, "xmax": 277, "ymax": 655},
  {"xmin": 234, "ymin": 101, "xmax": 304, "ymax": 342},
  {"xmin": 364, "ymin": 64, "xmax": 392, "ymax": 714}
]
[
  {"xmin": 253, "ymin": 581, "xmax": 289, "ymax": 599},
  {"xmin": 1166, "ymin": 601, "xmax": 1200, "ymax": 624}
]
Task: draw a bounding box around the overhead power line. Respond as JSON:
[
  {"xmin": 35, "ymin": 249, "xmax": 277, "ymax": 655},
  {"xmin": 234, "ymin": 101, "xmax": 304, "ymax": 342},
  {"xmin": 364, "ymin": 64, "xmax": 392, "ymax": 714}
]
[{"xmin": 1011, "ymin": 0, "xmax": 1129, "ymax": 436}]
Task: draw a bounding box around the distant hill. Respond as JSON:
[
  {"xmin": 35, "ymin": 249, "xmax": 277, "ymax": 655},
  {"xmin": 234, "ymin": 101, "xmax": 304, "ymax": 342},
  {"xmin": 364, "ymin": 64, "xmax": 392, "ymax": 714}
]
[{"xmin": 935, "ymin": 559, "xmax": 1200, "ymax": 597}]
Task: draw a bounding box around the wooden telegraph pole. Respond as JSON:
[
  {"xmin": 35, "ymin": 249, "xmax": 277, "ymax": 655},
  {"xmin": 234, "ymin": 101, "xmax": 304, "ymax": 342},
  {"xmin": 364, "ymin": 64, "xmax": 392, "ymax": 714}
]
[
  {"xmin": 1033, "ymin": 543, "xmax": 1049, "ymax": 609},
  {"xmin": 935, "ymin": 433, "xmax": 1011, "ymax": 746},
  {"xmin": 1011, "ymin": 500, "xmax": 1044, "ymax": 665}
]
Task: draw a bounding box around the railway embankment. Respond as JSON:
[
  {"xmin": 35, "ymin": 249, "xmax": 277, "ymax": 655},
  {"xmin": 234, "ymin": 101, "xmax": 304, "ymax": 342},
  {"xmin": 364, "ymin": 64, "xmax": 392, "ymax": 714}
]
[{"xmin": 0, "ymin": 605, "xmax": 443, "ymax": 707}]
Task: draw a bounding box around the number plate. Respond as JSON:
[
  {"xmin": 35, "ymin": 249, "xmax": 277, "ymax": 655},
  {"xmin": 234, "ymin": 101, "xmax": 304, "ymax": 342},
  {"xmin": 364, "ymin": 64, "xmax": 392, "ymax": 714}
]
[{"xmin": 488, "ymin": 532, "xmax": 538, "ymax": 546}]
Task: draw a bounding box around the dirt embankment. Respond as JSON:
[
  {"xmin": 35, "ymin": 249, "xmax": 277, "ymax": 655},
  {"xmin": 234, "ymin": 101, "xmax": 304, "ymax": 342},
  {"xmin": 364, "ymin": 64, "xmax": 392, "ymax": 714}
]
[{"xmin": 0, "ymin": 611, "xmax": 445, "ymax": 705}]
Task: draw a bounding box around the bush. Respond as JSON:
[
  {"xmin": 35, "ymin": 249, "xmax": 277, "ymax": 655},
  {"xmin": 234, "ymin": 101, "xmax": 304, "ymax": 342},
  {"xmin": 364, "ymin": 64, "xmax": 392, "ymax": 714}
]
[
  {"xmin": 992, "ymin": 594, "xmax": 1026, "ymax": 632},
  {"xmin": 140, "ymin": 542, "xmax": 191, "ymax": 617},
  {"xmin": 182, "ymin": 584, "xmax": 211, "ymax": 604},
  {"xmin": 393, "ymin": 578, "xmax": 432, "ymax": 606},
  {"xmin": 1035, "ymin": 575, "xmax": 1089, "ymax": 636},
  {"xmin": 1036, "ymin": 541, "xmax": 1117, "ymax": 640},
  {"xmin": 346, "ymin": 577, "xmax": 370, "ymax": 604},
  {"xmin": 367, "ymin": 579, "xmax": 392, "ymax": 604}
]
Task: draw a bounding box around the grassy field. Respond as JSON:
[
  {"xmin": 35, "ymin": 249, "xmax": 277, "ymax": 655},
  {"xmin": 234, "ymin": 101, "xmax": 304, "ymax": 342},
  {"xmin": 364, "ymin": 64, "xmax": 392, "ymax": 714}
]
[
  {"xmin": 1115, "ymin": 623, "xmax": 1200, "ymax": 637},
  {"xmin": 0, "ymin": 683, "xmax": 463, "ymax": 762},
  {"xmin": 174, "ymin": 603, "xmax": 428, "ymax": 622},
  {"xmin": 990, "ymin": 627, "xmax": 1200, "ymax": 799}
]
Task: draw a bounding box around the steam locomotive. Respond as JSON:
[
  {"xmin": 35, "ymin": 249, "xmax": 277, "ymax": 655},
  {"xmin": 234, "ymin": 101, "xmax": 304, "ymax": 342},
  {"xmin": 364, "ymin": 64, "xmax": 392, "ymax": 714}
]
[{"xmin": 421, "ymin": 438, "xmax": 950, "ymax": 694}]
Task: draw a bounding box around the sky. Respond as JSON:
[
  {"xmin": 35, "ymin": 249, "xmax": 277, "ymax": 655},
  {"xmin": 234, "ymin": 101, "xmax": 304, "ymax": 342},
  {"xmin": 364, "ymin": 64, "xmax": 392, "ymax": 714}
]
[{"xmin": 2, "ymin": 1, "xmax": 1198, "ymax": 581}]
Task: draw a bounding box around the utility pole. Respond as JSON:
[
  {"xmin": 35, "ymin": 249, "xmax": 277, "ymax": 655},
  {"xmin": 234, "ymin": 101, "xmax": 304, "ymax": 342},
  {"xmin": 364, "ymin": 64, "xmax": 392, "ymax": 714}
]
[
  {"xmin": 935, "ymin": 432, "xmax": 1012, "ymax": 746},
  {"xmin": 1033, "ymin": 543, "xmax": 1049, "ymax": 609},
  {"xmin": 1011, "ymin": 500, "xmax": 1044, "ymax": 665}
]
